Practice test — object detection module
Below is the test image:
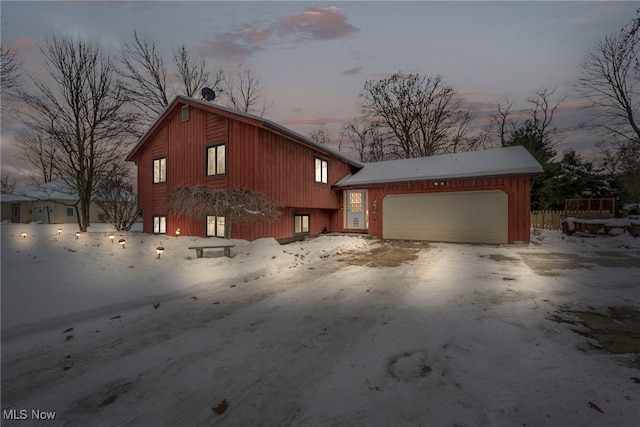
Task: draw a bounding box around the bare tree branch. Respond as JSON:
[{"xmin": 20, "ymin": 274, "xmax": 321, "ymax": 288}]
[
  {"xmin": 359, "ymin": 72, "xmax": 472, "ymax": 158},
  {"xmin": 222, "ymin": 64, "xmax": 272, "ymax": 116},
  {"xmin": 19, "ymin": 34, "xmax": 136, "ymax": 231}
]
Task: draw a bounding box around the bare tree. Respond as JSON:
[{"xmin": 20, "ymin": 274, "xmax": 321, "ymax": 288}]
[
  {"xmin": 222, "ymin": 64, "xmax": 272, "ymax": 116},
  {"xmin": 19, "ymin": 34, "xmax": 136, "ymax": 231},
  {"xmin": 173, "ymin": 45, "xmax": 220, "ymax": 98},
  {"xmin": 482, "ymin": 88, "xmax": 564, "ymax": 152},
  {"xmin": 118, "ymin": 32, "xmax": 170, "ymax": 127},
  {"xmin": 1, "ymin": 46, "xmax": 24, "ymax": 121},
  {"xmin": 94, "ymin": 174, "xmax": 141, "ymax": 231},
  {"xmin": 118, "ymin": 32, "xmax": 224, "ymax": 129},
  {"xmin": 527, "ymin": 86, "xmax": 565, "ymax": 145},
  {"xmin": 1, "ymin": 175, "xmax": 17, "ymax": 193},
  {"xmin": 341, "ymin": 119, "xmax": 388, "ymax": 161},
  {"xmin": 18, "ymin": 129, "xmax": 59, "ymax": 184},
  {"xmin": 359, "ymin": 72, "xmax": 473, "ymax": 158},
  {"xmin": 1, "ymin": 45, "xmax": 23, "ymax": 94},
  {"xmin": 167, "ymin": 185, "xmax": 283, "ymax": 248},
  {"xmin": 480, "ymin": 99, "xmax": 519, "ymax": 148},
  {"xmin": 576, "ymin": 11, "xmax": 640, "ymax": 146},
  {"xmin": 309, "ymin": 128, "xmax": 331, "ymax": 145}
]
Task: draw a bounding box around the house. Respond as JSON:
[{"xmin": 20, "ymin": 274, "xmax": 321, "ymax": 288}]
[
  {"xmin": 0, "ymin": 179, "xmax": 107, "ymax": 224},
  {"xmin": 126, "ymin": 96, "xmax": 543, "ymax": 244}
]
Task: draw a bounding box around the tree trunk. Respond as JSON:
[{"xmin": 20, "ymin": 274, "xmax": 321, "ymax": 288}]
[{"xmin": 224, "ymin": 217, "xmax": 232, "ymax": 257}]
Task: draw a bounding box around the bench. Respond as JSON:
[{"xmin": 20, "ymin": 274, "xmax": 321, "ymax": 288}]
[{"xmin": 188, "ymin": 244, "xmax": 235, "ymax": 258}]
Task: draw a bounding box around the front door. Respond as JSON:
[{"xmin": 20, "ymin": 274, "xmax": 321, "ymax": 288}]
[{"xmin": 346, "ymin": 190, "xmax": 366, "ymax": 229}]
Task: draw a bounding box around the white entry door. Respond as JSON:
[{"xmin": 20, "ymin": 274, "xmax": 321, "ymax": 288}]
[{"xmin": 346, "ymin": 190, "xmax": 366, "ymax": 229}]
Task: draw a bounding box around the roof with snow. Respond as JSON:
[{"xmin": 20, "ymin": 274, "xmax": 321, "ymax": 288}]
[
  {"xmin": 1, "ymin": 180, "xmax": 79, "ymax": 203},
  {"xmin": 0, "ymin": 179, "xmax": 124, "ymax": 203},
  {"xmin": 335, "ymin": 145, "xmax": 543, "ymax": 187}
]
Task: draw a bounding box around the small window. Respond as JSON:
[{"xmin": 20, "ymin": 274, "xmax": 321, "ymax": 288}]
[
  {"xmin": 66, "ymin": 207, "xmax": 74, "ymax": 216},
  {"xmin": 315, "ymin": 158, "xmax": 328, "ymax": 184},
  {"xmin": 294, "ymin": 214, "xmax": 310, "ymax": 235},
  {"xmin": 153, "ymin": 157, "xmax": 166, "ymax": 183},
  {"xmin": 349, "ymin": 192, "xmax": 363, "ymax": 213},
  {"xmin": 206, "ymin": 215, "xmax": 225, "ymax": 237},
  {"xmin": 153, "ymin": 215, "xmax": 167, "ymax": 234},
  {"xmin": 207, "ymin": 144, "xmax": 226, "ymax": 176},
  {"xmin": 181, "ymin": 105, "xmax": 189, "ymax": 122}
]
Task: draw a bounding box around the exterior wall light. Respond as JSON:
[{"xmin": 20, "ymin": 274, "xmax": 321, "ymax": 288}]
[
  {"xmin": 109, "ymin": 234, "xmax": 115, "ymax": 243},
  {"xmin": 75, "ymin": 232, "xmax": 81, "ymax": 239},
  {"xmin": 156, "ymin": 246, "xmax": 165, "ymax": 259},
  {"xmin": 119, "ymin": 239, "xmax": 126, "ymax": 248}
]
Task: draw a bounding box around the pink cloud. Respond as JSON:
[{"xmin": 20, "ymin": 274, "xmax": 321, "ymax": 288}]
[
  {"xmin": 200, "ymin": 5, "xmax": 358, "ymax": 62},
  {"xmin": 244, "ymin": 28, "xmax": 272, "ymax": 44},
  {"xmin": 280, "ymin": 117, "xmax": 349, "ymax": 126},
  {"xmin": 200, "ymin": 32, "xmax": 265, "ymax": 61},
  {"xmin": 277, "ymin": 5, "xmax": 359, "ymax": 41},
  {"xmin": 7, "ymin": 36, "xmax": 40, "ymax": 53}
]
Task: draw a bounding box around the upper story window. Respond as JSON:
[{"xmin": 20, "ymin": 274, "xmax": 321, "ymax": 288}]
[
  {"xmin": 207, "ymin": 144, "xmax": 226, "ymax": 176},
  {"xmin": 315, "ymin": 157, "xmax": 328, "ymax": 184},
  {"xmin": 181, "ymin": 105, "xmax": 189, "ymax": 122},
  {"xmin": 153, "ymin": 157, "xmax": 166, "ymax": 184}
]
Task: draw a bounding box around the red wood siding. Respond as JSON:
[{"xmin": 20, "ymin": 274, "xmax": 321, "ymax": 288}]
[
  {"xmin": 129, "ymin": 100, "xmax": 358, "ymax": 240},
  {"xmin": 339, "ymin": 175, "xmax": 533, "ymax": 243}
]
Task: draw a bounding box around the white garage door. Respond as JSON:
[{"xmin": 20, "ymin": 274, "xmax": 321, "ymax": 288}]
[{"xmin": 383, "ymin": 190, "xmax": 508, "ymax": 244}]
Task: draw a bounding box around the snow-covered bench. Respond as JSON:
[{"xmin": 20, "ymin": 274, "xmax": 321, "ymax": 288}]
[{"xmin": 188, "ymin": 244, "xmax": 235, "ymax": 258}]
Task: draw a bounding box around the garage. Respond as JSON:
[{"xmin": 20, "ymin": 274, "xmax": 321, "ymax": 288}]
[{"xmin": 382, "ymin": 190, "xmax": 508, "ymax": 244}]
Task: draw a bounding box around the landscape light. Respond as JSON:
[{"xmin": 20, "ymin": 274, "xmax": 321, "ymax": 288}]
[
  {"xmin": 75, "ymin": 232, "xmax": 81, "ymax": 239},
  {"xmin": 21, "ymin": 232, "xmax": 27, "ymax": 238},
  {"xmin": 175, "ymin": 228, "xmax": 181, "ymax": 238},
  {"xmin": 156, "ymin": 246, "xmax": 165, "ymax": 259},
  {"xmin": 109, "ymin": 234, "xmax": 115, "ymax": 243},
  {"xmin": 119, "ymin": 239, "xmax": 126, "ymax": 248},
  {"xmin": 57, "ymin": 229, "xmax": 62, "ymax": 235}
]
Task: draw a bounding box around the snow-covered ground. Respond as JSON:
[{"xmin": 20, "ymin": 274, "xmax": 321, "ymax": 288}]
[{"xmin": 1, "ymin": 223, "xmax": 639, "ymax": 426}]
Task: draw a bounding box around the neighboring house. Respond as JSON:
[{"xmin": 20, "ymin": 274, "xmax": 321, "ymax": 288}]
[
  {"xmin": 127, "ymin": 96, "xmax": 543, "ymax": 244},
  {"xmin": 0, "ymin": 179, "xmax": 106, "ymax": 224}
]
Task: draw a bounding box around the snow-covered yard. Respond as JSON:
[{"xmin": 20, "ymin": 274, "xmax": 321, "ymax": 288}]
[{"xmin": 1, "ymin": 223, "xmax": 639, "ymax": 426}]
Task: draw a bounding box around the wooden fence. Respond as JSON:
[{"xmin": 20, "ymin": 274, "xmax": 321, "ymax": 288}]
[
  {"xmin": 530, "ymin": 210, "xmax": 615, "ymax": 230},
  {"xmin": 530, "ymin": 210, "xmax": 564, "ymax": 230}
]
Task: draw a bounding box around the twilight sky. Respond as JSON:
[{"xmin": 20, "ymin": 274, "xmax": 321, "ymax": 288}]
[{"xmin": 1, "ymin": 1, "xmax": 637, "ymax": 178}]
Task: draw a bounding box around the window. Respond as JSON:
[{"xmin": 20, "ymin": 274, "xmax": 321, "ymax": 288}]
[
  {"xmin": 153, "ymin": 215, "xmax": 166, "ymax": 234},
  {"xmin": 294, "ymin": 214, "xmax": 310, "ymax": 235},
  {"xmin": 181, "ymin": 105, "xmax": 189, "ymax": 122},
  {"xmin": 207, "ymin": 215, "xmax": 225, "ymax": 237},
  {"xmin": 153, "ymin": 157, "xmax": 166, "ymax": 183},
  {"xmin": 315, "ymin": 157, "xmax": 328, "ymax": 184},
  {"xmin": 66, "ymin": 207, "xmax": 74, "ymax": 217},
  {"xmin": 207, "ymin": 144, "xmax": 226, "ymax": 176},
  {"xmin": 349, "ymin": 192, "xmax": 363, "ymax": 213}
]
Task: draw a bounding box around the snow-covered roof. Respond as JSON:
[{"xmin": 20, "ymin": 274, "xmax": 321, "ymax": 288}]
[
  {"xmin": 335, "ymin": 145, "xmax": 543, "ymax": 187},
  {"xmin": 0, "ymin": 179, "xmax": 124, "ymax": 203},
  {"xmin": 1, "ymin": 180, "xmax": 79, "ymax": 203}
]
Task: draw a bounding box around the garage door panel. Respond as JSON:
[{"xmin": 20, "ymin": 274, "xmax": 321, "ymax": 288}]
[{"xmin": 382, "ymin": 190, "xmax": 508, "ymax": 244}]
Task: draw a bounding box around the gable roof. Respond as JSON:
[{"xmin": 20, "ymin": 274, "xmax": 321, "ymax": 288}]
[
  {"xmin": 335, "ymin": 145, "xmax": 544, "ymax": 187},
  {"xmin": 1, "ymin": 179, "xmax": 79, "ymax": 203},
  {"xmin": 0, "ymin": 179, "xmax": 132, "ymax": 203},
  {"xmin": 126, "ymin": 95, "xmax": 363, "ymax": 168}
]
